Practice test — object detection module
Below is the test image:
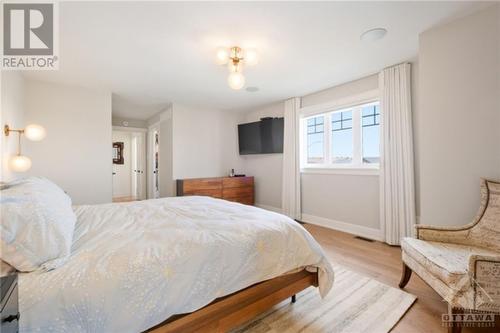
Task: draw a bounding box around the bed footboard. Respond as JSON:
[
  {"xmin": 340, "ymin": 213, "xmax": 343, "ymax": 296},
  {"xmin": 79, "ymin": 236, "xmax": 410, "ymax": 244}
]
[{"xmin": 145, "ymin": 269, "xmax": 318, "ymax": 333}]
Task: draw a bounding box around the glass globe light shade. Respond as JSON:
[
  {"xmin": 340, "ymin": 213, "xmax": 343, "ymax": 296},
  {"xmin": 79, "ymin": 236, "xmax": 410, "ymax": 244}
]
[
  {"xmin": 227, "ymin": 72, "xmax": 245, "ymax": 90},
  {"xmin": 215, "ymin": 47, "xmax": 230, "ymax": 65},
  {"xmin": 9, "ymin": 155, "xmax": 32, "ymax": 172},
  {"xmin": 244, "ymin": 49, "xmax": 258, "ymax": 66},
  {"xmin": 24, "ymin": 124, "xmax": 46, "ymax": 141}
]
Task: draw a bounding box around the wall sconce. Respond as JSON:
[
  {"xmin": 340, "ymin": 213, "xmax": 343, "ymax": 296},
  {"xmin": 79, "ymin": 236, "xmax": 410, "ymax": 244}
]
[{"xmin": 4, "ymin": 124, "xmax": 46, "ymax": 172}]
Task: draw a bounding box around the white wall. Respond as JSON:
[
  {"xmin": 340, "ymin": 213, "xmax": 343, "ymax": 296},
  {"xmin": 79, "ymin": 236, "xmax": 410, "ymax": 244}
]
[
  {"xmin": 112, "ymin": 131, "xmax": 132, "ymax": 198},
  {"xmin": 172, "ymin": 103, "xmax": 243, "ymax": 180},
  {"xmin": 1, "ymin": 72, "xmax": 25, "ymax": 182},
  {"xmin": 24, "ymin": 80, "xmax": 112, "ymax": 205},
  {"xmin": 240, "ymin": 102, "xmax": 285, "ymax": 209},
  {"xmin": 418, "ymin": 4, "xmax": 500, "ymax": 226},
  {"xmin": 159, "ymin": 109, "xmax": 174, "ymax": 197}
]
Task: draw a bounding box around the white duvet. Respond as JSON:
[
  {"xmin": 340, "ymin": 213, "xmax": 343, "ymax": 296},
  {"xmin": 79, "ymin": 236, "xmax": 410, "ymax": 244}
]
[{"xmin": 19, "ymin": 196, "xmax": 334, "ymax": 333}]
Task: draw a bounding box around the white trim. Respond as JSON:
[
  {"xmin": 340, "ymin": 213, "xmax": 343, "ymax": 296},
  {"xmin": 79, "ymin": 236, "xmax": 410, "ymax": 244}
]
[
  {"xmin": 300, "ymin": 167, "xmax": 379, "ymax": 176},
  {"xmin": 112, "ymin": 126, "xmax": 147, "ymax": 133},
  {"xmin": 299, "ymin": 89, "xmax": 380, "ymax": 118},
  {"xmin": 255, "ymin": 204, "xmax": 283, "ymax": 214},
  {"xmin": 301, "ymin": 213, "xmax": 383, "ymax": 241}
]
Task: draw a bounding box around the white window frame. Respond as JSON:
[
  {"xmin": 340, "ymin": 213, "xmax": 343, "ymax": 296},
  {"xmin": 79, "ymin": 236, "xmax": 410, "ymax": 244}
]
[{"xmin": 299, "ymin": 90, "xmax": 380, "ymax": 176}]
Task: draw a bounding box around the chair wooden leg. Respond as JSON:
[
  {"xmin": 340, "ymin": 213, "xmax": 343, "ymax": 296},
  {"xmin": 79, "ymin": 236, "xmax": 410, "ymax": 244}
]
[
  {"xmin": 448, "ymin": 307, "xmax": 463, "ymax": 333},
  {"xmin": 398, "ymin": 263, "xmax": 412, "ymax": 288}
]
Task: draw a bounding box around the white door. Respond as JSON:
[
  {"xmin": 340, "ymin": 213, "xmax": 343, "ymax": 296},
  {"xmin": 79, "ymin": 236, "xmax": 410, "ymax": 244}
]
[
  {"xmin": 131, "ymin": 132, "xmax": 147, "ymax": 200},
  {"xmin": 148, "ymin": 125, "xmax": 160, "ymax": 199}
]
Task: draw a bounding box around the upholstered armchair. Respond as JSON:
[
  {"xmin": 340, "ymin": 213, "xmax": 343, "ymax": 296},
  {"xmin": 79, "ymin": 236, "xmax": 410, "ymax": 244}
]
[{"xmin": 399, "ymin": 178, "xmax": 500, "ymax": 333}]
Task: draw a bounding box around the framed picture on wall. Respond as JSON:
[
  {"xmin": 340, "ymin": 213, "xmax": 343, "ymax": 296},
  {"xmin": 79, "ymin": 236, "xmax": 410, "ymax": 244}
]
[{"xmin": 112, "ymin": 142, "xmax": 124, "ymax": 164}]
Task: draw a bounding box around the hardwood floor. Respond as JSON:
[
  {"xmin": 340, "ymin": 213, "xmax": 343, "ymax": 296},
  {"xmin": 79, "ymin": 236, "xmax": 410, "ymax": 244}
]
[
  {"xmin": 112, "ymin": 196, "xmax": 137, "ymax": 203},
  {"xmin": 303, "ymin": 223, "xmax": 499, "ymax": 333}
]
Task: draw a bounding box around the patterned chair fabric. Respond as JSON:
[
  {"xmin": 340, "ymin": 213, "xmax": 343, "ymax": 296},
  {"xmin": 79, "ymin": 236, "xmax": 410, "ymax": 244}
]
[{"xmin": 401, "ymin": 179, "xmax": 500, "ymax": 312}]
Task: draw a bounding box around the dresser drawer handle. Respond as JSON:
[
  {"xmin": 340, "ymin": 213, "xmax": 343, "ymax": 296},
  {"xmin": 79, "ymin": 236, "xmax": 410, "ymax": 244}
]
[{"xmin": 2, "ymin": 313, "xmax": 20, "ymax": 323}]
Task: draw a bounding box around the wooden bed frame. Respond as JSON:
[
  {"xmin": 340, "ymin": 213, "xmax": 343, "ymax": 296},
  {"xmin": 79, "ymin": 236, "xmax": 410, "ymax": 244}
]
[{"xmin": 145, "ymin": 269, "xmax": 318, "ymax": 333}]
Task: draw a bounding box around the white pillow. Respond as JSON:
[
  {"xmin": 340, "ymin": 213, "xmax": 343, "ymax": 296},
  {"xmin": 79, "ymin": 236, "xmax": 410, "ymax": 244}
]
[{"xmin": 0, "ymin": 177, "xmax": 76, "ymax": 272}]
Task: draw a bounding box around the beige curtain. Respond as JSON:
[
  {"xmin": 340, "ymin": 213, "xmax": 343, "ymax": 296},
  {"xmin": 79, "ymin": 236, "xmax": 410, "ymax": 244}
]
[
  {"xmin": 282, "ymin": 97, "xmax": 302, "ymax": 220},
  {"xmin": 379, "ymin": 63, "xmax": 416, "ymax": 245}
]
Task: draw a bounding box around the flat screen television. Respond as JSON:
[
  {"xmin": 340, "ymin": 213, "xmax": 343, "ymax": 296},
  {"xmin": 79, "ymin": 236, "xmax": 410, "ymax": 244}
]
[{"xmin": 238, "ymin": 117, "xmax": 284, "ymax": 155}]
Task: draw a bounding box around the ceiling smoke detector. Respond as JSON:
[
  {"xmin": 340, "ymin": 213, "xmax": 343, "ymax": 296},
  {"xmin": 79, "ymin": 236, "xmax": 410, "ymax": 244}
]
[
  {"xmin": 360, "ymin": 28, "xmax": 387, "ymax": 42},
  {"xmin": 246, "ymin": 86, "xmax": 259, "ymax": 93}
]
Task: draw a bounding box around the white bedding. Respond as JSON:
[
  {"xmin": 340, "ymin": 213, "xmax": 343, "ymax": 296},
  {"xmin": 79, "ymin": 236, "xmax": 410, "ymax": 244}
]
[{"xmin": 19, "ymin": 196, "xmax": 334, "ymax": 333}]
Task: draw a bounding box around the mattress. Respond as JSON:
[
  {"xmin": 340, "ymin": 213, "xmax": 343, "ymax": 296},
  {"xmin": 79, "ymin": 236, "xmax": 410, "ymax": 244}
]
[{"xmin": 19, "ymin": 196, "xmax": 334, "ymax": 332}]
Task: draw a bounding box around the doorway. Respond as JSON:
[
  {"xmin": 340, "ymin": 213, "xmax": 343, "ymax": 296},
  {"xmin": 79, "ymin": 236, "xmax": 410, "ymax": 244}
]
[
  {"xmin": 112, "ymin": 128, "xmax": 147, "ymax": 202},
  {"xmin": 148, "ymin": 124, "xmax": 161, "ymax": 199}
]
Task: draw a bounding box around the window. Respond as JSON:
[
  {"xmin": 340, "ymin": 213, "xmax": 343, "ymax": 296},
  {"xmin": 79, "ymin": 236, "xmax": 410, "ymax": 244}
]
[
  {"xmin": 301, "ymin": 101, "xmax": 380, "ymax": 171},
  {"xmin": 306, "ymin": 115, "xmax": 324, "ymax": 164},
  {"xmin": 362, "ymin": 104, "xmax": 380, "ymax": 164},
  {"xmin": 331, "ymin": 110, "xmax": 353, "ymax": 164}
]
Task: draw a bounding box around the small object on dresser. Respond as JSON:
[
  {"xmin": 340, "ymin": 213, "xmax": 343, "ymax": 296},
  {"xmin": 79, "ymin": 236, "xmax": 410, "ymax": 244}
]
[
  {"xmin": 234, "ymin": 174, "xmax": 246, "ymax": 177},
  {"xmin": 229, "ymin": 168, "xmax": 235, "ymax": 177},
  {"xmin": 1, "ymin": 274, "xmax": 19, "ymax": 333}
]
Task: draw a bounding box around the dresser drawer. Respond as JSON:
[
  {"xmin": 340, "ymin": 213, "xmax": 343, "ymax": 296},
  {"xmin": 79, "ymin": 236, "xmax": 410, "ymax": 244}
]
[
  {"xmin": 1, "ymin": 276, "xmax": 19, "ymax": 333},
  {"xmin": 182, "ymin": 179, "xmax": 222, "ymax": 191},
  {"xmin": 223, "ymin": 186, "xmax": 253, "ymax": 198},
  {"xmin": 225, "ymin": 195, "xmax": 254, "ymax": 205},
  {"xmin": 222, "ymin": 177, "xmax": 254, "ymax": 188},
  {"xmin": 183, "ymin": 188, "xmax": 223, "ymax": 198}
]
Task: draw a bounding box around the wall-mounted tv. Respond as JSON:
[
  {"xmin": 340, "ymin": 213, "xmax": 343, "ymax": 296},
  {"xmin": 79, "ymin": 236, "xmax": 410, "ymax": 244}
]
[{"xmin": 238, "ymin": 117, "xmax": 284, "ymax": 155}]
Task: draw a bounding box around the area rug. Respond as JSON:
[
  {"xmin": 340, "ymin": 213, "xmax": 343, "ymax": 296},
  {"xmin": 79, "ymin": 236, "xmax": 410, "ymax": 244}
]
[{"xmin": 234, "ymin": 265, "xmax": 417, "ymax": 333}]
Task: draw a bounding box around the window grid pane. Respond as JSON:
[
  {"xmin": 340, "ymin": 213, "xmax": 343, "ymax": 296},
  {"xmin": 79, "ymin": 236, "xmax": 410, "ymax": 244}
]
[
  {"xmin": 361, "ymin": 105, "xmax": 380, "ymax": 128},
  {"xmin": 307, "ymin": 115, "xmax": 324, "ymax": 164},
  {"xmin": 362, "ymin": 104, "xmax": 380, "ymax": 164},
  {"xmin": 331, "ymin": 110, "xmax": 353, "ymax": 164},
  {"xmin": 331, "ymin": 110, "xmax": 353, "ymax": 132}
]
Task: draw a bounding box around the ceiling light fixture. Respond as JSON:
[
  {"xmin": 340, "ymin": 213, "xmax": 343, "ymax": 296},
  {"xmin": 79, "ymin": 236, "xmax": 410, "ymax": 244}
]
[
  {"xmin": 215, "ymin": 46, "xmax": 258, "ymax": 90},
  {"xmin": 360, "ymin": 28, "xmax": 387, "ymax": 42}
]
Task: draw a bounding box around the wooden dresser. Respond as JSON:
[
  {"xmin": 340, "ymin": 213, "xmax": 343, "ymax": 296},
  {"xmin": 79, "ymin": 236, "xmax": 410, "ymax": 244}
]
[{"xmin": 177, "ymin": 176, "xmax": 254, "ymax": 205}]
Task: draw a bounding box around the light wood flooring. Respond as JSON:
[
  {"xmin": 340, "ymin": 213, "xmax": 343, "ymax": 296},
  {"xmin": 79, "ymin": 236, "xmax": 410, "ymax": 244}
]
[
  {"xmin": 303, "ymin": 223, "xmax": 499, "ymax": 333},
  {"xmin": 112, "ymin": 196, "xmax": 138, "ymax": 203}
]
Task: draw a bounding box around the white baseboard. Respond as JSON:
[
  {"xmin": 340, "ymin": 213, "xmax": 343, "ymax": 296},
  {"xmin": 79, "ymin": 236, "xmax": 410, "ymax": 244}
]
[
  {"xmin": 301, "ymin": 213, "xmax": 384, "ymax": 242},
  {"xmin": 255, "ymin": 204, "xmax": 283, "ymax": 214},
  {"xmin": 254, "ymin": 205, "xmax": 383, "ymax": 242}
]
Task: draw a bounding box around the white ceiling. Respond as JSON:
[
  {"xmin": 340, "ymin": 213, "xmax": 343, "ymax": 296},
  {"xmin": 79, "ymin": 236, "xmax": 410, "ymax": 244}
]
[{"xmin": 23, "ymin": 1, "xmax": 488, "ymax": 119}]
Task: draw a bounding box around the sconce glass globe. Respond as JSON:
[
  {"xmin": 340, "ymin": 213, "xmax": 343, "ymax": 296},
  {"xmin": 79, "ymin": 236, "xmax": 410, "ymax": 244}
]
[
  {"xmin": 9, "ymin": 155, "xmax": 32, "ymax": 173},
  {"xmin": 24, "ymin": 124, "xmax": 46, "ymax": 141},
  {"xmin": 243, "ymin": 49, "xmax": 259, "ymax": 66},
  {"xmin": 215, "ymin": 47, "xmax": 230, "ymax": 65}
]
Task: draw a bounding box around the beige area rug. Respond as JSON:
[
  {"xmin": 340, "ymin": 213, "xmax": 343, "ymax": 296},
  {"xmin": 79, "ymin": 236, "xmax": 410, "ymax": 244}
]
[{"xmin": 234, "ymin": 265, "xmax": 417, "ymax": 333}]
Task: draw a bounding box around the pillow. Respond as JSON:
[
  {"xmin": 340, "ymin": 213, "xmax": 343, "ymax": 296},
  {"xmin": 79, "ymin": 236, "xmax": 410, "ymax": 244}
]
[{"xmin": 0, "ymin": 177, "xmax": 76, "ymax": 272}]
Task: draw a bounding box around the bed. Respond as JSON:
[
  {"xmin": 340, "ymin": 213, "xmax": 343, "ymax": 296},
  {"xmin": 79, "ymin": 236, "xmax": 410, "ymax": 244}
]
[{"xmin": 16, "ymin": 195, "xmax": 334, "ymax": 332}]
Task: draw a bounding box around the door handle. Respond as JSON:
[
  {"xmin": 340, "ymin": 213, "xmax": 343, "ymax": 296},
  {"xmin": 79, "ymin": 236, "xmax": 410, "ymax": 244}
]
[{"xmin": 112, "ymin": 172, "xmax": 116, "ymax": 175}]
